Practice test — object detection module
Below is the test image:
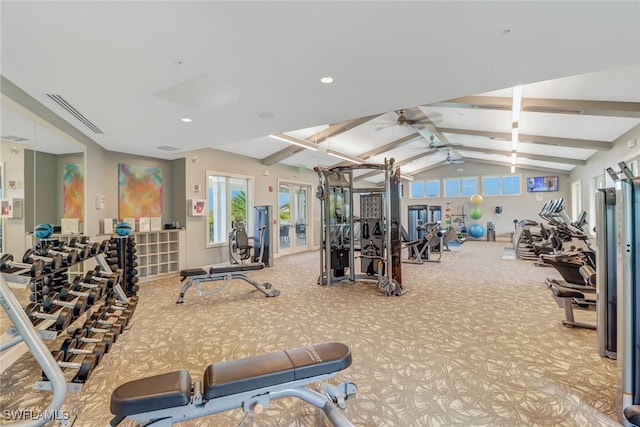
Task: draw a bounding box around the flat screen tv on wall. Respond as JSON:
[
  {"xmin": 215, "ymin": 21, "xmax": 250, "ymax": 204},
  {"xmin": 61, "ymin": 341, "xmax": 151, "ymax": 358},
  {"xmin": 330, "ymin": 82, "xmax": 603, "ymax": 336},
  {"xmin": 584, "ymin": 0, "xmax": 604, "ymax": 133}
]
[{"xmin": 527, "ymin": 176, "xmax": 559, "ymax": 192}]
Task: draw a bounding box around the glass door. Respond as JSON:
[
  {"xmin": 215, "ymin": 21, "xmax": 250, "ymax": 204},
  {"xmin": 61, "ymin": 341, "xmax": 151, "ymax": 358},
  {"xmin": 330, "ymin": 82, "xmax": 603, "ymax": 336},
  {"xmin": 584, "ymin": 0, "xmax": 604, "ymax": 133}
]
[{"xmin": 278, "ymin": 182, "xmax": 309, "ymax": 254}]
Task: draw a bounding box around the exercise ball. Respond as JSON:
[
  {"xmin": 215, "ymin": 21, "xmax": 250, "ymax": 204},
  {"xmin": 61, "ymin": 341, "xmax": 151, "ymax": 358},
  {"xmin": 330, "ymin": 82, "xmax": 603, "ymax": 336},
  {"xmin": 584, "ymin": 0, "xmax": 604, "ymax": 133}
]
[
  {"xmin": 470, "ymin": 194, "xmax": 483, "ymax": 205},
  {"xmin": 34, "ymin": 223, "xmax": 53, "ymax": 239},
  {"xmin": 469, "ymin": 208, "xmax": 483, "ymax": 220},
  {"xmin": 469, "ymin": 224, "xmax": 485, "ymax": 238},
  {"xmin": 115, "ymin": 221, "xmax": 133, "ymax": 236}
]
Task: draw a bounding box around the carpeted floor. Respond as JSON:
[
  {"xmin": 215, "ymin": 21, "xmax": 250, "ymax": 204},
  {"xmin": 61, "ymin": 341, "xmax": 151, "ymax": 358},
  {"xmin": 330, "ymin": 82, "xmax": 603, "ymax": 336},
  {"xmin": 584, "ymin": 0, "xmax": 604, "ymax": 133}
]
[{"xmin": 0, "ymin": 241, "xmax": 617, "ymax": 426}]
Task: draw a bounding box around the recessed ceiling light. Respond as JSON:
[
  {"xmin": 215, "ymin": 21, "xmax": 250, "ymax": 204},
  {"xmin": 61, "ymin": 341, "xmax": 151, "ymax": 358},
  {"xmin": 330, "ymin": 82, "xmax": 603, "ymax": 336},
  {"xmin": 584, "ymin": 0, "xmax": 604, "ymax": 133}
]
[
  {"xmin": 181, "ymin": 118, "xmax": 192, "ymax": 123},
  {"xmin": 320, "ymin": 76, "xmax": 334, "ymax": 84}
]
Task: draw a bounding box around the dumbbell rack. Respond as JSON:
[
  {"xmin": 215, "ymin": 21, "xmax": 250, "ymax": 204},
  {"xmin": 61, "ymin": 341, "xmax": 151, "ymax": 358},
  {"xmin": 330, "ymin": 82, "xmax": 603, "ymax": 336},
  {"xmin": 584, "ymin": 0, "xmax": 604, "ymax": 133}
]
[
  {"xmin": 1, "ymin": 242, "xmax": 136, "ymax": 394},
  {"xmin": 110, "ymin": 235, "xmax": 139, "ymax": 296}
]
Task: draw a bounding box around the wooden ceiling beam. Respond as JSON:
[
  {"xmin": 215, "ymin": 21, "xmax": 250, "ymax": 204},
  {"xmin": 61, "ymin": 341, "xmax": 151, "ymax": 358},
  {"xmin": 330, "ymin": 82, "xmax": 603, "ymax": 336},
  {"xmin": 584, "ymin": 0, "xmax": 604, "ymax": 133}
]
[
  {"xmin": 438, "ymin": 127, "xmax": 612, "ymax": 150},
  {"xmin": 261, "ymin": 114, "xmax": 380, "ymax": 166},
  {"xmin": 432, "ymin": 96, "xmax": 640, "ymax": 118},
  {"xmin": 456, "ymin": 146, "xmax": 586, "ymax": 166},
  {"xmin": 261, "ymin": 145, "xmax": 303, "ymax": 166},
  {"xmin": 468, "ymin": 158, "xmax": 570, "ymax": 174},
  {"xmin": 309, "ymin": 114, "xmax": 380, "ymax": 144}
]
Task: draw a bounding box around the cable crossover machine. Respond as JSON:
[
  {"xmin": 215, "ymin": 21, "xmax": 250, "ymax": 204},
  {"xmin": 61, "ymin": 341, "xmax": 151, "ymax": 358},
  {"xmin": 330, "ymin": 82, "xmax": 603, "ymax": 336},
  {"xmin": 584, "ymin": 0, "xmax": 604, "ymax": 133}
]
[{"xmin": 315, "ymin": 158, "xmax": 406, "ymax": 296}]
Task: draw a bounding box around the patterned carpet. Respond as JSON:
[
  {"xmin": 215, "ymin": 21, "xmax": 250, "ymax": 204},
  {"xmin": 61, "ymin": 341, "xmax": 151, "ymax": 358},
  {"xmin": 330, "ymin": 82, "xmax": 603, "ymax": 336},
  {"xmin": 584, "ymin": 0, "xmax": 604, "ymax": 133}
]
[{"xmin": 0, "ymin": 241, "xmax": 618, "ymax": 426}]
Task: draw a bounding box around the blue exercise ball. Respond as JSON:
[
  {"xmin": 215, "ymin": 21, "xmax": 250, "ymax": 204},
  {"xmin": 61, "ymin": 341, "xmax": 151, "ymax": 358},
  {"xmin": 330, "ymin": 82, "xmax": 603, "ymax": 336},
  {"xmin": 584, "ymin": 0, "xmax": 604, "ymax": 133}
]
[
  {"xmin": 34, "ymin": 223, "xmax": 54, "ymax": 239},
  {"xmin": 469, "ymin": 224, "xmax": 484, "ymax": 238},
  {"xmin": 115, "ymin": 221, "xmax": 133, "ymax": 236}
]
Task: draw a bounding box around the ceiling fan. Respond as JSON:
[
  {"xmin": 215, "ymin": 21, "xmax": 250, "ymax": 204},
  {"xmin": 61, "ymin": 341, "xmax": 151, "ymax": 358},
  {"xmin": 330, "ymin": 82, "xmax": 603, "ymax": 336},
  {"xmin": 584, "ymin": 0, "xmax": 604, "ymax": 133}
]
[
  {"xmin": 445, "ymin": 150, "xmax": 465, "ymax": 164},
  {"xmin": 376, "ymin": 109, "xmax": 442, "ymax": 131},
  {"xmin": 425, "ymin": 135, "xmax": 465, "ymax": 163}
]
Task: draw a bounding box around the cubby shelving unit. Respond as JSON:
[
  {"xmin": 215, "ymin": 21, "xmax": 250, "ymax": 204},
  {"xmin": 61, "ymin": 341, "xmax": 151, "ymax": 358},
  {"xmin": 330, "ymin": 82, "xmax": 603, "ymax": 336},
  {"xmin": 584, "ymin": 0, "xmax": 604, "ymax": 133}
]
[{"xmin": 127, "ymin": 229, "xmax": 185, "ymax": 280}]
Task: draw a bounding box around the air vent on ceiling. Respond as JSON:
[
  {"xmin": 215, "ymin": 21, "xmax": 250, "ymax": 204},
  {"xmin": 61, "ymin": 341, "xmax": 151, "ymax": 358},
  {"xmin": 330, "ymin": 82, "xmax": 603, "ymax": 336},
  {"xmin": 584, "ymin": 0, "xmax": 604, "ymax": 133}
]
[
  {"xmin": 46, "ymin": 94, "xmax": 104, "ymax": 134},
  {"xmin": 1, "ymin": 135, "xmax": 30, "ymax": 142},
  {"xmin": 157, "ymin": 145, "xmax": 179, "ymax": 151}
]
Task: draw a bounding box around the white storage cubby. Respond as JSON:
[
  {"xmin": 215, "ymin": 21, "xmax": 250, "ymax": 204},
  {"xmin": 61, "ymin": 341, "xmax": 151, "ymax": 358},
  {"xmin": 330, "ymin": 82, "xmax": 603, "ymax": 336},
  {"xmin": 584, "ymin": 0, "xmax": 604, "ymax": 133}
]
[{"xmin": 129, "ymin": 229, "xmax": 184, "ymax": 280}]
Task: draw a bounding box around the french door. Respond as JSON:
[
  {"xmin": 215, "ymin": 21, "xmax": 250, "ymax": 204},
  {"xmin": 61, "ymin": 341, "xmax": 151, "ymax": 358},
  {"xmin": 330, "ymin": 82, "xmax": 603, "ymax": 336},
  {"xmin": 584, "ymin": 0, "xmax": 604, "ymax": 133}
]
[{"xmin": 278, "ymin": 182, "xmax": 310, "ymax": 255}]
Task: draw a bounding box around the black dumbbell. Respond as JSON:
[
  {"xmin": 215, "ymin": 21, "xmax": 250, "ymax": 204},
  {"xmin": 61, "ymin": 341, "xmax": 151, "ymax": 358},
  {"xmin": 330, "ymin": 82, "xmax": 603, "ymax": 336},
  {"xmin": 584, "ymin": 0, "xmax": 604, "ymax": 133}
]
[
  {"xmin": 67, "ymin": 328, "xmax": 115, "ymax": 352},
  {"xmin": 24, "ymin": 303, "xmax": 73, "ymax": 331},
  {"xmin": 64, "ymin": 238, "xmax": 92, "ymax": 260},
  {"xmin": 97, "ymin": 305, "xmax": 134, "ymax": 325},
  {"xmin": 59, "ymin": 282, "xmax": 102, "ymax": 306},
  {"xmin": 40, "ymin": 244, "xmax": 78, "ymax": 266},
  {"xmin": 23, "ymin": 248, "xmax": 63, "ymax": 272},
  {"xmin": 59, "ymin": 337, "xmax": 108, "ymax": 363},
  {"xmin": 92, "ymin": 267, "xmax": 122, "ymax": 281},
  {"xmin": 83, "ymin": 270, "xmax": 119, "ymax": 289},
  {"xmin": 43, "ymin": 351, "xmax": 97, "ymax": 383},
  {"xmin": 69, "ymin": 321, "xmax": 121, "ymax": 343},
  {"xmin": 0, "ymin": 253, "xmax": 45, "ymax": 277},
  {"xmin": 105, "ymin": 294, "xmax": 139, "ymax": 305},
  {"xmin": 88, "ymin": 311, "xmax": 129, "ymax": 330},
  {"xmin": 39, "ymin": 292, "xmax": 88, "ymax": 317}
]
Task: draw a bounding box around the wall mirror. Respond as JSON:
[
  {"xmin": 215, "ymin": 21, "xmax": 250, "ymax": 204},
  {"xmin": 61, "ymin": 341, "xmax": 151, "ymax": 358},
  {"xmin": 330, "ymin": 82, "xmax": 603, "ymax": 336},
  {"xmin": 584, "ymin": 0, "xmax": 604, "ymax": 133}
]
[{"xmin": 1, "ymin": 95, "xmax": 86, "ymax": 257}]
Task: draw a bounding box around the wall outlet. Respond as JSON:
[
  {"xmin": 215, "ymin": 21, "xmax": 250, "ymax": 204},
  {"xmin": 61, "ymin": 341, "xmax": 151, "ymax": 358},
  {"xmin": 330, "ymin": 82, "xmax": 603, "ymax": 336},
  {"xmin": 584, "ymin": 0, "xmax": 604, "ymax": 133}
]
[{"xmin": 628, "ymin": 139, "xmax": 637, "ymax": 148}]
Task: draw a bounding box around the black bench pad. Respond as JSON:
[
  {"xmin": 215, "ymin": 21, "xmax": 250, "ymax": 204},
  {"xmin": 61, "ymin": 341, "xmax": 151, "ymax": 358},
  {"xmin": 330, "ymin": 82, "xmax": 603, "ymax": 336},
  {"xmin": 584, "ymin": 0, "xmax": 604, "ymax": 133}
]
[
  {"xmin": 110, "ymin": 370, "xmax": 192, "ymax": 417},
  {"xmin": 180, "ymin": 263, "xmax": 264, "ymax": 278},
  {"xmin": 551, "ymin": 284, "xmax": 585, "ymax": 299},
  {"xmin": 203, "ymin": 342, "xmax": 351, "ymax": 399}
]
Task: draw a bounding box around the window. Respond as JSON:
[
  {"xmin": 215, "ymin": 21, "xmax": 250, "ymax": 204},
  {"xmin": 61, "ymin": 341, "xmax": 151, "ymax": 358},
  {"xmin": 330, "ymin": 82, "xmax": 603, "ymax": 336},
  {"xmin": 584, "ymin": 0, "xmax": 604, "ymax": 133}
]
[
  {"xmin": 410, "ymin": 180, "xmax": 440, "ymax": 198},
  {"xmin": 482, "ymin": 174, "xmax": 521, "ymax": 196},
  {"xmin": 444, "ymin": 178, "xmax": 460, "ymax": 197},
  {"xmin": 410, "ymin": 181, "xmax": 425, "ymax": 198},
  {"xmin": 502, "ymin": 175, "xmax": 521, "ymax": 195},
  {"xmin": 206, "ymin": 172, "xmax": 252, "ymax": 246},
  {"xmin": 461, "ymin": 177, "xmax": 478, "ymax": 197},
  {"xmin": 444, "ymin": 177, "xmax": 478, "ymax": 197},
  {"xmin": 483, "ymin": 176, "xmax": 500, "ymax": 196},
  {"xmin": 425, "ymin": 180, "xmax": 440, "ymax": 197}
]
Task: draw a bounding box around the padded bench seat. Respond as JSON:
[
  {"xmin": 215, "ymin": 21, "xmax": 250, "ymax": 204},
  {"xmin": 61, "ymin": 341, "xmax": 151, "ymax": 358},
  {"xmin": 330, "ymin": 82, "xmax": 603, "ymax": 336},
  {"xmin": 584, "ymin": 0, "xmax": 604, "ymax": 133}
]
[
  {"xmin": 110, "ymin": 343, "xmax": 351, "ymax": 417},
  {"xmin": 111, "ymin": 370, "xmax": 192, "ymax": 417},
  {"xmin": 180, "ymin": 263, "xmax": 264, "ymax": 278},
  {"xmin": 204, "ymin": 342, "xmax": 351, "ymax": 399}
]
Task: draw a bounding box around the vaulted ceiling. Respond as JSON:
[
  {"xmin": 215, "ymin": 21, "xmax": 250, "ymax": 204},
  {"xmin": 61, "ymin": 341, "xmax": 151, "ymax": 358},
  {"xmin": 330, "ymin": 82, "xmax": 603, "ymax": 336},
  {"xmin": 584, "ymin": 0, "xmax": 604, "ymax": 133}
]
[{"xmin": 1, "ymin": 1, "xmax": 639, "ymax": 181}]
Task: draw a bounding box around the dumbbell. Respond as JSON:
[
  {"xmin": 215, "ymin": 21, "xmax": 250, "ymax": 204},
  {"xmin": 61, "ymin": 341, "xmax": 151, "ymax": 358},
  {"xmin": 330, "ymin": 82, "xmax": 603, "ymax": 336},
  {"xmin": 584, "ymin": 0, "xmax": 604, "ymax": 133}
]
[
  {"xmin": 23, "ymin": 248, "xmax": 63, "ymax": 272},
  {"xmin": 40, "ymin": 244, "xmax": 79, "ymax": 266},
  {"xmin": 83, "ymin": 270, "xmax": 119, "ymax": 289},
  {"xmin": 59, "ymin": 279, "xmax": 103, "ymax": 305},
  {"xmin": 59, "ymin": 337, "xmax": 108, "ymax": 363},
  {"xmin": 67, "ymin": 328, "xmax": 115, "ymax": 352},
  {"xmin": 0, "ymin": 253, "xmax": 45, "ymax": 277},
  {"xmin": 96, "ymin": 305, "xmax": 134, "ymax": 325},
  {"xmin": 24, "ymin": 303, "xmax": 73, "ymax": 331},
  {"xmin": 92, "ymin": 266, "xmax": 121, "ymax": 280},
  {"xmin": 37, "ymin": 292, "xmax": 88, "ymax": 317},
  {"xmin": 62, "ymin": 238, "xmax": 92, "ymax": 260},
  {"xmin": 105, "ymin": 295, "xmax": 139, "ymax": 307},
  {"xmin": 43, "ymin": 351, "xmax": 97, "ymax": 383},
  {"xmin": 69, "ymin": 321, "xmax": 121, "ymax": 343},
  {"xmin": 70, "ymin": 237, "xmax": 101, "ymax": 257},
  {"xmin": 88, "ymin": 311, "xmax": 129, "ymax": 331},
  {"xmin": 76, "ymin": 274, "xmax": 109, "ymax": 294}
]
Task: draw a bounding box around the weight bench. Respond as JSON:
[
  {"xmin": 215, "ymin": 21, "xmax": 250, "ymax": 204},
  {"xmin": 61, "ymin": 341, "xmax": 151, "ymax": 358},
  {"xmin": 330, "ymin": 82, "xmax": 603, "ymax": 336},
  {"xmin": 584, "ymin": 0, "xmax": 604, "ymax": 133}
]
[
  {"xmin": 109, "ymin": 342, "xmax": 357, "ymax": 426},
  {"xmin": 176, "ymin": 263, "xmax": 280, "ymax": 303}
]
